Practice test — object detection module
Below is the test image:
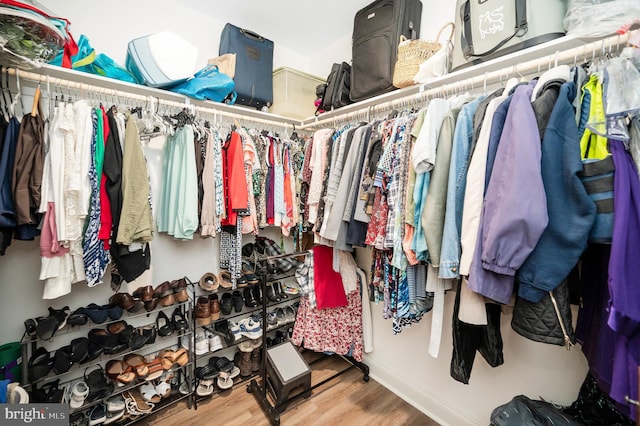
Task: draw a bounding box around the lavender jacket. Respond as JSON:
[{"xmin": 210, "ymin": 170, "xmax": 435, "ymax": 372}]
[{"xmin": 467, "ymin": 82, "xmax": 549, "ymax": 304}]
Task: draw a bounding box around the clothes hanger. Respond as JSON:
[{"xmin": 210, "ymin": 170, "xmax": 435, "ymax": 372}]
[{"xmin": 31, "ymin": 84, "xmax": 41, "ymax": 117}]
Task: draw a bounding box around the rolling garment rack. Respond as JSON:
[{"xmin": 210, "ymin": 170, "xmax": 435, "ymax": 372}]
[{"xmin": 247, "ymin": 250, "xmax": 370, "ymax": 426}]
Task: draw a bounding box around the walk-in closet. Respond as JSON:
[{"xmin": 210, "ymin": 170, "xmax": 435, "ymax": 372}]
[{"xmin": 0, "ymin": 1, "xmax": 639, "ymax": 425}]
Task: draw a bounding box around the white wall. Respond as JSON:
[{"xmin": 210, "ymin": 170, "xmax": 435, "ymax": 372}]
[
  {"xmin": 0, "ymin": 2, "xmax": 591, "ymax": 425},
  {"xmin": 37, "ymin": 0, "xmax": 312, "ymax": 76}
]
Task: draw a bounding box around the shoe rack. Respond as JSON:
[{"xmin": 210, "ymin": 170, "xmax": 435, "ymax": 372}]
[
  {"xmin": 20, "ymin": 278, "xmax": 197, "ymax": 425},
  {"xmin": 247, "ymin": 250, "xmax": 371, "ymax": 426},
  {"xmin": 190, "ymin": 266, "xmax": 302, "ymax": 407}
]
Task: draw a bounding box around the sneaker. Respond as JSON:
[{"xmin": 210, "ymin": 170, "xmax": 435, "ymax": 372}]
[
  {"xmin": 194, "ymin": 331, "xmax": 209, "ymax": 355},
  {"xmin": 266, "ymin": 311, "xmax": 278, "ymax": 328},
  {"xmin": 227, "ymin": 320, "xmax": 242, "ymax": 343},
  {"xmin": 208, "ymin": 334, "xmax": 223, "ymax": 352},
  {"xmin": 283, "ymin": 283, "xmax": 300, "ymax": 295},
  {"xmin": 238, "ymin": 318, "xmax": 262, "ymax": 339}
]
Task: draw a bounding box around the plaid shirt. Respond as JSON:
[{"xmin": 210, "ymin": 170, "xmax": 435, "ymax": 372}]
[{"xmin": 295, "ymin": 250, "xmax": 316, "ymax": 309}]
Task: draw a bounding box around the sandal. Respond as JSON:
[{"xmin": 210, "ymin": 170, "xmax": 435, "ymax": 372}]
[
  {"xmin": 69, "ymin": 380, "xmax": 89, "ymax": 409},
  {"xmin": 123, "ymin": 354, "xmax": 148, "ymax": 378},
  {"xmin": 195, "ymin": 378, "xmax": 214, "ymax": 396},
  {"xmin": 241, "ymin": 260, "xmax": 260, "ymax": 284},
  {"xmin": 140, "ymin": 382, "xmax": 161, "ymax": 403},
  {"xmin": 124, "ymin": 390, "xmax": 154, "ymax": 414},
  {"xmin": 144, "ymin": 358, "xmax": 164, "ymax": 381},
  {"xmin": 216, "ymin": 371, "xmax": 233, "ymax": 390},
  {"xmin": 105, "ymin": 359, "xmax": 136, "ymax": 386}
]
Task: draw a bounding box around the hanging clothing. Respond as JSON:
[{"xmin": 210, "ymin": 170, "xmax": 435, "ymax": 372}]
[
  {"xmin": 467, "ymin": 83, "xmax": 548, "ymax": 304},
  {"xmin": 116, "ymin": 111, "xmax": 153, "ymax": 245},
  {"xmin": 12, "ymin": 112, "xmax": 44, "ymax": 240},
  {"xmin": 220, "ymin": 130, "xmax": 249, "ymax": 227}
]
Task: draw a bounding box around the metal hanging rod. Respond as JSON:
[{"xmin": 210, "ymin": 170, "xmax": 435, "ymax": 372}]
[
  {"xmin": 7, "ymin": 64, "xmax": 301, "ymax": 129},
  {"xmin": 300, "ymin": 30, "xmax": 638, "ymax": 131}
]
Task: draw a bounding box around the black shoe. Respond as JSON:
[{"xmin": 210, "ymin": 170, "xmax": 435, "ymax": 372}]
[
  {"xmin": 273, "ymin": 281, "xmax": 288, "ymax": 301},
  {"xmin": 156, "ymin": 311, "xmax": 175, "ymax": 337},
  {"xmin": 244, "ymin": 287, "xmax": 258, "ymax": 308},
  {"xmin": 220, "ymin": 293, "xmax": 233, "ymax": 316},
  {"xmin": 253, "ymin": 285, "xmax": 263, "ymax": 306},
  {"xmin": 232, "ymin": 291, "xmax": 244, "ymax": 313},
  {"xmin": 266, "ymin": 283, "xmax": 281, "ymax": 303}
]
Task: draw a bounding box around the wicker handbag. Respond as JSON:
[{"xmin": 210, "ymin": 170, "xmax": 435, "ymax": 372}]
[{"xmin": 393, "ymin": 22, "xmax": 455, "ymax": 89}]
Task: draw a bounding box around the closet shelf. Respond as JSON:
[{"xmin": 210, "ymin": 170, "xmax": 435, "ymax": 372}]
[
  {"xmin": 10, "ymin": 64, "xmax": 300, "ymax": 127},
  {"xmin": 299, "ymin": 30, "xmax": 638, "ymax": 130}
]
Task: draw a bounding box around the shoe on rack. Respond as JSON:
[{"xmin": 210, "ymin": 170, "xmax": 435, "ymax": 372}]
[
  {"xmin": 231, "ymin": 290, "xmax": 244, "ymax": 313},
  {"xmin": 227, "ymin": 320, "xmax": 242, "ymax": 343},
  {"xmin": 253, "ymin": 285, "xmax": 263, "ymax": 306},
  {"xmin": 238, "ymin": 318, "xmax": 262, "ymax": 340},
  {"xmin": 209, "ymin": 294, "xmax": 220, "ymax": 321},
  {"xmin": 208, "ymin": 333, "xmax": 223, "ymax": 352},
  {"xmin": 251, "ymin": 347, "xmax": 261, "ymax": 373},
  {"xmin": 220, "ymin": 293, "xmax": 233, "ymax": 316},
  {"xmin": 156, "ymin": 311, "xmax": 175, "ymax": 337},
  {"xmin": 171, "ymin": 307, "xmax": 189, "ymax": 331},
  {"xmin": 274, "ymin": 281, "xmax": 288, "ymax": 300},
  {"xmin": 195, "ymin": 296, "xmax": 212, "ymax": 326},
  {"xmin": 194, "ymin": 331, "xmax": 209, "ymax": 356},
  {"xmin": 199, "ymin": 272, "xmax": 219, "ymax": 292},
  {"xmin": 244, "ymin": 286, "xmax": 258, "ymax": 308},
  {"xmin": 265, "ymin": 283, "xmax": 281, "ymax": 303},
  {"xmin": 283, "ymin": 283, "xmax": 300, "ymax": 295},
  {"xmin": 284, "ymin": 305, "xmax": 297, "ymax": 323},
  {"xmin": 171, "ymin": 277, "xmax": 189, "ymax": 303},
  {"xmin": 88, "ymin": 404, "xmax": 107, "ymax": 426},
  {"xmin": 266, "ymin": 311, "xmax": 278, "ymax": 329}
]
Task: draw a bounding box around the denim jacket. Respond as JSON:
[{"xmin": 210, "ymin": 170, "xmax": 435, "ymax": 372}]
[{"xmin": 439, "ymin": 96, "xmax": 485, "ymax": 279}]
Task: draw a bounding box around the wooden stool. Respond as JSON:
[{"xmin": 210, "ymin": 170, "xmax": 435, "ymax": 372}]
[{"xmin": 265, "ymin": 341, "xmax": 311, "ymax": 412}]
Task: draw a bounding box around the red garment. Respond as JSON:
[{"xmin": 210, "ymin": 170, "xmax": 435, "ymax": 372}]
[
  {"xmin": 313, "ymin": 245, "xmax": 348, "ymax": 309},
  {"xmin": 220, "ymin": 131, "xmax": 249, "ymax": 227},
  {"xmin": 98, "ymin": 107, "xmax": 112, "ymax": 249}
]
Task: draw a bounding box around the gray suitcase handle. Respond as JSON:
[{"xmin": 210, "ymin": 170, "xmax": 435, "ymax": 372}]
[
  {"xmin": 239, "ymin": 28, "xmax": 266, "ymax": 42},
  {"xmin": 461, "ymin": 0, "xmax": 528, "ymax": 58}
]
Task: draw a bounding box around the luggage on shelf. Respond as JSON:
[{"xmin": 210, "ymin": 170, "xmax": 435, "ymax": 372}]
[
  {"xmin": 350, "ymin": 0, "xmax": 423, "ymax": 103},
  {"xmin": 450, "ymin": 0, "xmax": 567, "ymax": 71},
  {"xmin": 321, "ymin": 62, "xmax": 353, "ymax": 112},
  {"xmin": 126, "ymin": 31, "xmax": 199, "ymax": 88},
  {"xmin": 219, "ymin": 23, "xmax": 274, "ymax": 111}
]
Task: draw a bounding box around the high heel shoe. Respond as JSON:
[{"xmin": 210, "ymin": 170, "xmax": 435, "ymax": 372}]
[
  {"xmin": 156, "ymin": 311, "xmax": 174, "ymax": 337},
  {"xmin": 273, "ymin": 281, "xmax": 288, "ymax": 300},
  {"xmin": 171, "ymin": 307, "xmax": 188, "ymax": 331},
  {"xmin": 266, "ymin": 283, "xmax": 281, "ymax": 303}
]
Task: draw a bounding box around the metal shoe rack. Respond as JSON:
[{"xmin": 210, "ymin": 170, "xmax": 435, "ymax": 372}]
[{"xmin": 247, "ymin": 250, "xmax": 370, "ymax": 426}]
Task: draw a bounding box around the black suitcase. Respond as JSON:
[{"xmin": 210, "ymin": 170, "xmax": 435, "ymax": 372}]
[
  {"xmin": 350, "ymin": 0, "xmax": 422, "ymax": 103},
  {"xmin": 321, "ymin": 62, "xmax": 353, "ymax": 111},
  {"xmin": 219, "ymin": 23, "xmax": 274, "ymax": 110}
]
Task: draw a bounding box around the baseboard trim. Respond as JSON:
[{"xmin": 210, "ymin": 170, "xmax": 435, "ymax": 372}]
[{"xmin": 365, "ymin": 357, "xmax": 481, "ymax": 426}]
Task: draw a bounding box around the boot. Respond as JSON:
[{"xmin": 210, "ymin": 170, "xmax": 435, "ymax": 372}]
[
  {"xmin": 251, "ymin": 347, "xmax": 261, "ymax": 373},
  {"xmin": 239, "ymin": 351, "xmax": 252, "ymax": 377}
]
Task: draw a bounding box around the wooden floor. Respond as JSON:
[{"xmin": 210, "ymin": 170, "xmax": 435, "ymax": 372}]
[{"xmin": 147, "ymin": 352, "xmax": 439, "ymax": 426}]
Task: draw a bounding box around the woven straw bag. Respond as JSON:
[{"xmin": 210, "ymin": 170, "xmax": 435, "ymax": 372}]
[{"xmin": 393, "ymin": 22, "xmax": 455, "ymax": 89}]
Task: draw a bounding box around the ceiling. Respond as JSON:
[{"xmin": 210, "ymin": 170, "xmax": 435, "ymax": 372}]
[{"xmin": 174, "ymin": 0, "xmax": 374, "ymax": 54}]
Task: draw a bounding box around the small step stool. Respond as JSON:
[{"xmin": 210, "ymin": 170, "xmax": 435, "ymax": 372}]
[{"xmin": 265, "ymin": 341, "xmax": 312, "ymax": 411}]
